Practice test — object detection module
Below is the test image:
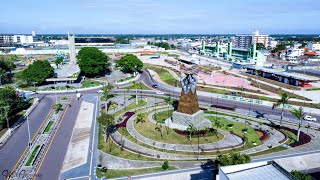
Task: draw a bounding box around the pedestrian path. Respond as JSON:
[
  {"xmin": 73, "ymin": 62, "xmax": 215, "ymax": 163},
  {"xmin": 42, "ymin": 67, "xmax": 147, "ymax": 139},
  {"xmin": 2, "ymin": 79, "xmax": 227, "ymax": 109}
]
[{"xmin": 61, "ymin": 101, "xmax": 94, "ymax": 172}]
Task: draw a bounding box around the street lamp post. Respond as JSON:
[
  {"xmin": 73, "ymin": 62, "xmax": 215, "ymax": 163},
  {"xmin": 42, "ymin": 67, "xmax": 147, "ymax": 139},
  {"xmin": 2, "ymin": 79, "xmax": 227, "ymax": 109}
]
[
  {"xmin": 54, "ymin": 81, "xmax": 58, "ymax": 103},
  {"xmin": 2, "ymin": 106, "xmax": 11, "ymax": 135},
  {"xmin": 135, "ymin": 65, "xmax": 138, "ymax": 105},
  {"xmin": 24, "ymin": 110, "xmax": 32, "ymax": 146}
]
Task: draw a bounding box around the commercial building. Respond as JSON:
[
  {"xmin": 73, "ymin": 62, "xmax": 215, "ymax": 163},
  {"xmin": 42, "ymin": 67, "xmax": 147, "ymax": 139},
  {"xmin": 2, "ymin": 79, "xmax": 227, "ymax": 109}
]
[
  {"xmin": 245, "ymin": 65, "xmax": 320, "ymax": 87},
  {"xmin": 286, "ymin": 48, "xmax": 305, "ymax": 60},
  {"xmin": 13, "ymin": 35, "xmax": 34, "ymax": 44},
  {"xmin": 0, "ymin": 34, "xmax": 15, "ymax": 47},
  {"xmin": 307, "ymin": 42, "xmax": 320, "ymax": 51},
  {"xmin": 235, "ymin": 31, "xmax": 269, "ymax": 49},
  {"xmin": 74, "ymin": 36, "xmax": 115, "ymax": 46},
  {"xmin": 218, "ymin": 161, "xmax": 296, "ymax": 180},
  {"xmin": 200, "ymin": 40, "xmax": 267, "ymax": 66}
]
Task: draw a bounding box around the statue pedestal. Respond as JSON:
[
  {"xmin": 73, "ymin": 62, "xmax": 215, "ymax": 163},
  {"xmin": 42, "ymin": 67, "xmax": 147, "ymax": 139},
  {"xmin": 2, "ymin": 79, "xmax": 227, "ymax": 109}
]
[{"xmin": 166, "ymin": 110, "xmax": 212, "ymax": 130}]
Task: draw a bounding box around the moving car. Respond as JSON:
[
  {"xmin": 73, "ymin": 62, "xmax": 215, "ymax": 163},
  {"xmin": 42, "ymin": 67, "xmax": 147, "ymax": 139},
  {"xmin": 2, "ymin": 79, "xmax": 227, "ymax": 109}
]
[
  {"xmin": 152, "ymin": 84, "xmax": 158, "ymax": 88},
  {"xmin": 156, "ymin": 91, "xmax": 164, "ymax": 95},
  {"xmin": 304, "ymin": 115, "xmax": 317, "ymax": 121}
]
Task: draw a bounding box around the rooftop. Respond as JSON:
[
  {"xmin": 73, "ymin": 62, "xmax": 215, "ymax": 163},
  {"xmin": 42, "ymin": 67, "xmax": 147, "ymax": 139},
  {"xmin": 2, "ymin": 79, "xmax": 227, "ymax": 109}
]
[{"xmin": 220, "ymin": 161, "xmax": 296, "ymax": 180}]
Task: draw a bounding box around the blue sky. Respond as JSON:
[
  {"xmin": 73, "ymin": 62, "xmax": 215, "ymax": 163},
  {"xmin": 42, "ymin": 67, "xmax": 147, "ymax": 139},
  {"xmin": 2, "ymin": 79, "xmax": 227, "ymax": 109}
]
[{"xmin": 1, "ymin": 0, "xmax": 320, "ymax": 34}]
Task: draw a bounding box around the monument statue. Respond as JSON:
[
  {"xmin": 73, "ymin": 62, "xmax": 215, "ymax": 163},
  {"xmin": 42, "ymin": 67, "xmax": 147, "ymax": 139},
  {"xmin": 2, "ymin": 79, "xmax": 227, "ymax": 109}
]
[
  {"xmin": 169, "ymin": 72, "xmax": 212, "ymax": 130},
  {"xmin": 177, "ymin": 73, "xmax": 200, "ymax": 114}
]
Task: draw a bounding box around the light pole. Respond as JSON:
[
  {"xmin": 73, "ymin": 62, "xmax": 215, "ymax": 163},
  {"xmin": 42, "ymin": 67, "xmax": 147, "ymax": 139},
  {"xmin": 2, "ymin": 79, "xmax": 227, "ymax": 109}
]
[
  {"xmin": 23, "ymin": 110, "xmax": 32, "ymax": 146},
  {"xmin": 2, "ymin": 106, "xmax": 11, "ymax": 135},
  {"xmin": 135, "ymin": 65, "xmax": 138, "ymax": 105},
  {"xmin": 54, "ymin": 81, "xmax": 58, "ymax": 103}
]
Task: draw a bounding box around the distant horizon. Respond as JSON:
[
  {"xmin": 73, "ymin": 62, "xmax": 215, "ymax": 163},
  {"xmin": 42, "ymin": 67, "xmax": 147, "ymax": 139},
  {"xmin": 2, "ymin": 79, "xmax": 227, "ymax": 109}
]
[
  {"xmin": 2, "ymin": 33, "xmax": 320, "ymax": 36},
  {"xmin": 2, "ymin": 0, "xmax": 320, "ymax": 34}
]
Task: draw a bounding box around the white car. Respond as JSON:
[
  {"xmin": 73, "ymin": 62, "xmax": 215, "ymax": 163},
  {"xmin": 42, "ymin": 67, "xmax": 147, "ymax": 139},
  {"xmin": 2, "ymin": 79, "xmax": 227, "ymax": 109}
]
[
  {"xmin": 304, "ymin": 115, "xmax": 317, "ymax": 122},
  {"xmin": 156, "ymin": 91, "xmax": 164, "ymax": 95}
]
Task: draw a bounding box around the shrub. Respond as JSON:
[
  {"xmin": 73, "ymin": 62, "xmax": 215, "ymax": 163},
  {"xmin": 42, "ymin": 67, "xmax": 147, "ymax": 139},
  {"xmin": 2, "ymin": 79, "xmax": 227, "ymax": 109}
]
[{"xmin": 162, "ymin": 160, "xmax": 169, "ymax": 170}]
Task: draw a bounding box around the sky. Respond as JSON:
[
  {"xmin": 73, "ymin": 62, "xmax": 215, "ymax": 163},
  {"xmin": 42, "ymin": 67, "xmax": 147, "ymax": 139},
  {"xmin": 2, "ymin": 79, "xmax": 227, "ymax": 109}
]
[{"xmin": 1, "ymin": 0, "xmax": 320, "ymax": 34}]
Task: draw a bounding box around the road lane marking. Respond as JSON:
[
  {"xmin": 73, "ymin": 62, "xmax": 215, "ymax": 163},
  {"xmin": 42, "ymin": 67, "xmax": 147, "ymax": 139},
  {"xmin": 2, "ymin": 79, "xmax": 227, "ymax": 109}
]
[
  {"xmin": 8, "ymin": 106, "xmax": 54, "ymax": 180},
  {"xmin": 89, "ymin": 95, "xmax": 99, "ymax": 180},
  {"xmin": 32, "ymin": 97, "xmax": 73, "ymax": 180}
]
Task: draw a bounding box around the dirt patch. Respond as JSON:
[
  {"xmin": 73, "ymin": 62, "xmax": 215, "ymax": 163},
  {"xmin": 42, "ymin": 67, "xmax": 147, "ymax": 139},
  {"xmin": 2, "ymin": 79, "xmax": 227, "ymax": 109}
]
[{"xmin": 255, "ymin": 130, "xmax": 264, "ymax": 139}]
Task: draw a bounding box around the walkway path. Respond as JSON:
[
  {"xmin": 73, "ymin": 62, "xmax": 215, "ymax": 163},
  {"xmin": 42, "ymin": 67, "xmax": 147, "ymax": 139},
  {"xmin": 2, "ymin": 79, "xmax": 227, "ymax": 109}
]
[
  {"xmin": 126, "ymin": 107, "xmax": 244, "ymax": 152},
  {"xmin": 61, "ymin": 101, "xmax": 94, "ymax": 172}
]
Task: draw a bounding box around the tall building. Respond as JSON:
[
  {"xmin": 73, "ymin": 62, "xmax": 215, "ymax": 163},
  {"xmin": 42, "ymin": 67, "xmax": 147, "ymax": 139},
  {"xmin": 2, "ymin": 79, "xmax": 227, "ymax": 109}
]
[
  {"xmin": 0, "ymin": 34, "xmax": 15, "ymax": 47},
  {"xmin": 68, "ymin": 33, "xmax": 76, "ymax": 64},
  {"xmin": 13, "ymin": 35, "xmax": 34, "ymax": 44},
  {"xmin": 235, "ymin": 31, "xmax": 269, "ymax": 49}
]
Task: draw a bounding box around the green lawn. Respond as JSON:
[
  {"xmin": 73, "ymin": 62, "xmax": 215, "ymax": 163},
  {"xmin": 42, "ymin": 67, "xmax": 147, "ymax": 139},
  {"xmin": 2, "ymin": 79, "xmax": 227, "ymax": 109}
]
[
  {"xmin": 135, "ymin": 111, "xmax": 223, "ymax": 145},
  {"xmin": 0, "ymin": 128, "xmax": 8, "ymax": 138},
  {"xmin": 126, "ymin": 82, "xmax": 151, "ymax": 90},
  {"xmin": 43, "ymin": 121, "xmax": 54, "ymax": 133},
  {"xmin": 109, "ymin": 101, "xmax": 119, "ymax": 111},
  {"xmin": 154, "ymin": 109, "xmax": 173, "ymax": 123},
  {"xmin": 96, "ymin": 166, "xmax": 176, "ymax": 178},
  {"xmin": 112, "ymin": 99, "xmax": 148, "ymax": 117},
  {"xmin": 82, "ymin": 80, "xmax": 102, "ymax": 88},
  {"xmin": 145, "ymin": 65, "xmax": 181, "ymax": 87},
  {"xmin": 284, "ymin": 130, "xmax": 297, "ymax": 146},
  {"xmin": 250, "ymin": 145, "xmax": 288, "ymax": 157},
  {"xmin": 206, "ymin": 116, "xmax": 262, "ymax": 147},
  {"xmin": 98, "ymin": 126, "xmax": 159, "ymax": 161},
  {"xmin": 25, "ymin": 145, "xmax": 41, "ymax": 166}
]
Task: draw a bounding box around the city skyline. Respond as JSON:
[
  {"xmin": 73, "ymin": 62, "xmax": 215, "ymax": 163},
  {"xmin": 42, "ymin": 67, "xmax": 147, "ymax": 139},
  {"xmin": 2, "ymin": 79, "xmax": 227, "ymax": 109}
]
[{"xmin": 1, "ymin": 0, "xmax": 320, "ymax": 34}]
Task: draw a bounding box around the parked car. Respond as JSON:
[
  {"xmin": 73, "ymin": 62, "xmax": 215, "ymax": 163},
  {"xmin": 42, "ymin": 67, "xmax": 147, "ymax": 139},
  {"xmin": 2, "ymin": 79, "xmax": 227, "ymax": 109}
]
[
  {"xmin": 152, "ymin": 84, "xmax": 158, "ymax": 88},
  {"xmin": 304, "ymin": 115, "xmax": 317, "ymax": 121},
  {"xmin": 156, "ymin": 91, "xmax": 164, "ymax": 95}
]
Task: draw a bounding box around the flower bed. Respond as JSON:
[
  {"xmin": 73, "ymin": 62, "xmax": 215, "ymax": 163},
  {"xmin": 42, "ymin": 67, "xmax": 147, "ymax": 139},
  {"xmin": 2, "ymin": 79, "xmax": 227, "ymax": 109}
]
[
  {"xmin": 174, "ymin": 128, "xmax": 216, "ymax": 136},
  {"xmin": 115, "ymin": 112, "xmax": 135, "ymax": 128},
  {"xmin": 255, "ymin": 129, "xmax": 270, "ymax": 142},
  {"xmin": 272, "ymin": 125, "xmax": 311, "ymax": 147}
]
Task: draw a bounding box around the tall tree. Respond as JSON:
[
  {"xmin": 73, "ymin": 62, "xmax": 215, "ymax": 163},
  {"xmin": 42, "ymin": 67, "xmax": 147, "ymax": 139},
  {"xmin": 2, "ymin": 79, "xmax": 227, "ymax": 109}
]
[
  {"xmin": 54, "ymin": 57, "xmax": 63, "ymax": 68},
  {"xmin": 0, "ymin": 55, "xmax": 17, "ymax": 84},
  {"xmin": 273, "ymin": 93, "xmax": 290, "ymax": 127},
  {"xmin": 187, "ymin": 124, "xmax": 197, "ymax": 142},
  {"xmin": 97, "ymin": 112, "xmax": 114, "ymax": 144},
  {"xmin": 116, "ymin": 54, "xmax": 143, "ymax": 73},
  {"xmin": 256, "ymin": 43, "xmax": 266, "ymax": 50},
  {"xmin": 290, "ymin": 107, "xmax": 304, "ymax": 141},
  {"xmin": 21, "ymin": 60, "xmax": 54, "ymax": 85},
  {"xmin": 135, "ymin": 113, "xmax": 145, "ymax": 127},
  {"xmin": 77, "ymin": 47, "xmax": 109, "ymax": 77}
]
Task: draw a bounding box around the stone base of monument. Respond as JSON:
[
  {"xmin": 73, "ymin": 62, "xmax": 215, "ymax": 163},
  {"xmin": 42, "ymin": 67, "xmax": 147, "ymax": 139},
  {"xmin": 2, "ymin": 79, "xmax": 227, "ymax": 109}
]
[{"xmin": 164, "ymin": 110, "xmax": 212, "ymax": 130}]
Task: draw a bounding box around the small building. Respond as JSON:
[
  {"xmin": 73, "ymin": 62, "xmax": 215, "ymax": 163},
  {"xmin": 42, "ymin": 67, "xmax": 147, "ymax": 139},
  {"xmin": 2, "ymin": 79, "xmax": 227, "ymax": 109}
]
[
  {"xmin": 245, "ymin": 65, "xmax": 320, "ymax": 87},
  {"xmin": 218, "ymin": 161, "xmax": 296, "ymax": 180},
  {"xmin": 307, "ymin": 42, "xmax": 320, "ymax": 51}
]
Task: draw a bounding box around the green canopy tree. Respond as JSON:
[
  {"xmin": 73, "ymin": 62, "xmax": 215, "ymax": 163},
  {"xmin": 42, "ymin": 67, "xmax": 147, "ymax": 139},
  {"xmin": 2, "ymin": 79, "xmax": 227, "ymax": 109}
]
[
  {"xmin": 256, "ymin": 43, "xmax": 266, "ymax": 50},
  {"xmin": 290, "ymin": 107, "xmax": 304, "ymax": 141},
  {"xmin": 54, "ymin": 57, "xmax": 63, "ymax": 68},
  {"xmin": 97, "ymin": 112, "xmax": 114, "ymax": 144},
  {"xmin": 77, "ymin": 47, "xmax": 109, "ymax": 77},
  {"xmin": 273, "ymin": 93, "xmax": 290, "ymax": 127},
  {"xmin": 21, "ymin": 60, "xmax": 54, "ymax": 85},
  {"xmin": 135, "ymin": 113, "xmax": 145, "ymax": 127},
  {"xmin": 116, "ymin": 54, "xmax": 143, "ymax": 73},
  {"xmin": 0, "ymin": 55, "xmax": 17, "ymax": 84}
]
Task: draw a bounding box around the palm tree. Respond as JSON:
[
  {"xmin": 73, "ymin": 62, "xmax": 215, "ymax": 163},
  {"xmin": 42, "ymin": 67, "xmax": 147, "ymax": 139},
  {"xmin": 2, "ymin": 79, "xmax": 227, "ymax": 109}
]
[
  {"xmin": 98, "ymin": 112, "xmax": 114, "ymax": 152},
  {"xmin": 187, "ymin": 124, "xmax": 197, "ymax": 142},
  {"xmin": 291, "ymin": 107, "xmax": 304, "ymax": 141},
  {"xmin": 273, "ymin": 93, "xmax": 290, "ymax": 127},
  {"xmin": 204, "ymin": 127, "xmax": 210, "ymax": 140},
  {"xmin": 214, "ymin": 119, "xmax": 223, "ymax": 130},
  {"xmin": 135, "ymin": 113, "xmax": 145, "ymax": 127}
]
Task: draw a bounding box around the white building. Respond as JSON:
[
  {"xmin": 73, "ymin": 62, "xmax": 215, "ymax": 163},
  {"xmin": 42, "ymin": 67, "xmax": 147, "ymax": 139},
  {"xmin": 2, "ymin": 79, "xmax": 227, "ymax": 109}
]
[
  {"xmin": 13, "ymin": 35, "xmax": 34, "ymax": 44},
  {"xmin": 235, "ymin": 31, "xmax": 269, "ymax": 49},
  {"xmin": 286, "ymin": 48, "xmax": 305, "ymax": 60},
  {"xmin": 269, "ymin": 40, "xmax": 278, "ymax": 49},
  {"xmin": 307, "ymin": 42, "xmax": 320, "ymax": 51},
  {"xmin": 49, "ymin": 40, "xmax": 69, "ymax": 46},
  {"xmin": 130, "ymin": 39, "xmax": 149, "ymax": 46}
]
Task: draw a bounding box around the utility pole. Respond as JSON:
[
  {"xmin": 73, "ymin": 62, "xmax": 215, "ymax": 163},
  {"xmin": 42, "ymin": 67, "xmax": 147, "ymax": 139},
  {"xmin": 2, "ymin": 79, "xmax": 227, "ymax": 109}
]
[
  {"xmin": 54, "ymin": 81, "xmax": 58, "ymax": 103},
  {"xmin": 135, "ymin": 65, "xmax": 138, "ymax": 105},
  {"xmin": 2, "ymin": 106, "xmax": 11, "ymax": 135},
  {"xmin": 25, "ymin": 110, "xmax": 32, "ymax": 146}
]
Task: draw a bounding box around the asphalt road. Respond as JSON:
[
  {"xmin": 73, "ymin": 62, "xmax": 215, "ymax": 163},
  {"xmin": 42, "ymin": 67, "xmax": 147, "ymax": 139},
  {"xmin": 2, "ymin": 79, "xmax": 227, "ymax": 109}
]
[
  {"xmin": 35, "ymin": 96, "xmax": 82, "ymax": 180},
  {"xmin": 128, "ymin": 70, "xmax": 320, "ymax": 124},
  {"xmin": 0, "ymin": 96, "xmax": 54, "ymax": 180}
]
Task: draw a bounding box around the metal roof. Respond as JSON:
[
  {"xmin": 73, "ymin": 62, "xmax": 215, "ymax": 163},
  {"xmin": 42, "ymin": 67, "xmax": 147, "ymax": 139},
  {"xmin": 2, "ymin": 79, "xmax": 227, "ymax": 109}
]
[
  {"xmin": 246, "ymin": 65, "xmax": 320, "ymax": 81},
  {"xmin": 226, "ymin": 163, "xmax": 292, "ymax": 180}
]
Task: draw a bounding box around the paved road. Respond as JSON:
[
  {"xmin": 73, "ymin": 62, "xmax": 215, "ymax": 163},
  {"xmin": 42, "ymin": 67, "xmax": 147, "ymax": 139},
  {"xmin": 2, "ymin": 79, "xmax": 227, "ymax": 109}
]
[
  {"xmin": 0, "ymin": 96, "xmax": 54, "ymax": 180},
  {"xmin": 137, "ymin": 69, "xmax": 320, "ymax": 124},
  {"xmin": 35, "ymin": 96, "xmax": 82, "ymax": 180}
]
